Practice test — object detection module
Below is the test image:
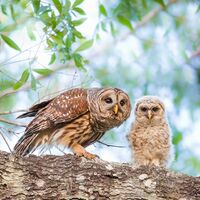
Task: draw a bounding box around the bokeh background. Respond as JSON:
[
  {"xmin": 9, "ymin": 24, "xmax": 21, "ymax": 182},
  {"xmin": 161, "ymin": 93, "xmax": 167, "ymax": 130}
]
[{"xmin": 0, "ymin": 0, "xmax": 200, "ymax": 176}]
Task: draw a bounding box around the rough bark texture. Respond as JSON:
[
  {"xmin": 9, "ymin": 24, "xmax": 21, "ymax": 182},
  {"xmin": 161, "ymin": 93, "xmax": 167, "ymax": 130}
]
[{"xmin": 0, "ymin": 150, "xmax": 199, "ymax": 200}]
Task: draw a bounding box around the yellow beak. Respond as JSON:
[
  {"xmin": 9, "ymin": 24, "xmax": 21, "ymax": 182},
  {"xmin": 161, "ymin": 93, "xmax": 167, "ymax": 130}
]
[
  {"xmin": 114, "ymin": 104, "xmax": 119, "ymax": 114},
  {"xmin": 147, "ymin": 110, "xmax": 152, "ymax": 119}
]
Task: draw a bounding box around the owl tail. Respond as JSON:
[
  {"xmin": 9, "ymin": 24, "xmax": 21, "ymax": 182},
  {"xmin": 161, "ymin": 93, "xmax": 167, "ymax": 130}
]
[
  {"xmin": 17, "ymin": 99, "xmax": 54, "ymax": 119},
  {"xmin": 14, "ymin": 134, "xmax": 38, "ymax": 156}
]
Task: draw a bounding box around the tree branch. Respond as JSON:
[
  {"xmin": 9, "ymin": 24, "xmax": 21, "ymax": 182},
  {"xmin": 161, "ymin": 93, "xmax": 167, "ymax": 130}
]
[
  {"xmin": 0, "ymin": 117, "xmax": 27, "ymax": 127},
  {"xmin": 0, "ymin": 64, "xmax": 68, "ymax": 99},
  {"xmin": 117, "ymin": 0, "xmax": 178, "ymax": 42},
  {"xmin": 0, "ymin": 109, "xmax": 27, "ymax": 115},
  {"xmin": 0, "ymin": 151, "xmax": 199, "ymax": 199}
]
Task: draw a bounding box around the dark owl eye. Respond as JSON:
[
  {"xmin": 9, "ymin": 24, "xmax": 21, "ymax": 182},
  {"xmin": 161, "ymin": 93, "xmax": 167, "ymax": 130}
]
[
  {"xmin": 140, "ymin": 107, "xmax": 147, "ymax": 112},
  {"xmin": 104, "ymin": 97, "xmax": 113, "ymax": 104},
  {"xmin": 120, "ymin": 99, "xmax": 126, "ymax": 106},
  {"xmin": 152, "ymin": 107, "xmax": 159, "ymax": 112}
]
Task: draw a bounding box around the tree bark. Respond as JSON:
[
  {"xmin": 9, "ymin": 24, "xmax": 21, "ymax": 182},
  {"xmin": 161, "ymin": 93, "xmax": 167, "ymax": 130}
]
[{"xmin": 0, "ymin": 151, "xmax": 199, "ymax": 200}]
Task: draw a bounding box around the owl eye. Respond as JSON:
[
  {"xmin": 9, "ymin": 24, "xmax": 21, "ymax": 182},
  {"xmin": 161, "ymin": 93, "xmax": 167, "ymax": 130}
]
[
  {"xmin": 140, "ymin": 107, "xmax": 147, "ymax": 112},
  {"xmin": 104, "ymin": 97, "xmax": 113, "ymax": 104},
  {"xmin": 152, "ymin": 107, "xmax": 159, "ymax": 112},
  {"xmin": 120, "ymin": 99, "xmax": 126, "ymax": 106}
]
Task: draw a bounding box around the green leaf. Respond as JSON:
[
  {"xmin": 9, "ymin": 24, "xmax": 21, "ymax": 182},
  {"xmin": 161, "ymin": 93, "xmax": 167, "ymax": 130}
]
[
  {"xmin": 72, "ymin": 0, "xmax": 84, "ymax": 8},
  {"xmin": 52, "ymin": 0, "xmax": 62, "ymax": 13},
  {"xmin": 10, "ymin": 5, "xmax": 16, "ymax": 21},
  {"xmin": 75, "ymin": 39, "xmax": 93, "ymax": 52},
  {"xmin": 0, "ymin": 24, "xmax": 16, "ymax": 32},
  {"xmin": 173, "ymin": 132, "xmax": 183, "ymax": 145},
  {"xmin": 1, "ymin": 34, "xmax": 21, "ymax": 51},
  {"xmin": 27, "ymin": 26, "xmax": 36, "ymax": 41},
  {"xmin": 31, "ymin": 73, "xmax": 37, "ymax": 90},
  {"xmin": 33, "ymin": 68, "xmax": 53, "ymax": 76},
  {"xmin": 117, "ymin": 15, "xmax": 134, "ymax": 31},
  {"xmin": 73, "ymin": 53, "xmax": 84, "ymax": 68},
  {"xmin": 110, "ymin": 22, "xmax": 115, "ymax": 37},
  {"xmin": 73, "ymin": 29, "xmax": 84, "ymax": 39},
  {"xmin": 154, "ymin": 0, "xmax": 165, "ymax": 8},
  {"xmin": 63, "ymin": 0, "xmax": 71, "ymax": 12},
  {"xmin": 99, "ymin": 4, "xmax": 107, "ymax": 16},
  {"xmin": 48, "ymin": 53, "xmax": 56, "ymax": 65},
  {"xmin": 32, "ymin": 0, "xmax": 40, "ymax": 13},
  {"xmin": 1, "ymin": 5, "xmax": 7, "ymax": 15},
  {"xmin": 73, "ymin": 7, "xmax": 86, "ymax": 15},
  {"xmin": 72, "ymin": 18, "xmax": 87, "ymax": 26},
  {"xmin": 101, "ymin": 21, "xmax": 107, "ymax": 32},
  {"xmin": 13, "ymin": 69, "xmax": 30, "ymax": 90},
  {"xmin": 65, "ymin": 35, "xmax": 73, "ymax": 48}
]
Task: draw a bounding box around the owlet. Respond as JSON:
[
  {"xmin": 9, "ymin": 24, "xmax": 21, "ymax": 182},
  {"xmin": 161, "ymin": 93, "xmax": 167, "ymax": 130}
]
[{"xmin": 128, "ymin": 96, "xmax": 173, "ymax": 167}]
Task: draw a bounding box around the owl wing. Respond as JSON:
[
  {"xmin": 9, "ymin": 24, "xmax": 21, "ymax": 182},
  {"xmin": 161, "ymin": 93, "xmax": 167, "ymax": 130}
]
[
  {"xmin": 14, "ymin": 88, "xmax": 89, "ymax": 155},
  {"xmin": 25, "ymin": 88, "xmax": 89, "ymax": 135}
]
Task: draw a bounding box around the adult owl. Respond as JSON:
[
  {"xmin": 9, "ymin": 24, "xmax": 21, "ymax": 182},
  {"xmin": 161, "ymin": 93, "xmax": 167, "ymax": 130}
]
[
  {"xmin": 128, "ymin": 96, "xmax": 173, "ymax": 167},
  {"xmin": 14, "ymin": 88, "xmax": 131, "ymax": 159}
]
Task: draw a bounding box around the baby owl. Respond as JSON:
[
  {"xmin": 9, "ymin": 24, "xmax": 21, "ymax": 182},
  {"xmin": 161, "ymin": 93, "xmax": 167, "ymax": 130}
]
[
  {"xmin": 14, "ymin": 87, "xmax": 131, "ymax": 159},
  {"xmin": 128, "ymin": 96, "xmax": 173, "ymax": 167}
]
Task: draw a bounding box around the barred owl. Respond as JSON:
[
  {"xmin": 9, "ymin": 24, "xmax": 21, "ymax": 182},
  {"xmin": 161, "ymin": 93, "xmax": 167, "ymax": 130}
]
[
  {"xmin": 128, "ymin": 96, "xmax": 173, "ymax": 167},
  {"xmin": 14, "ymin": 88, "xmax": 131, "ymax": 159}
]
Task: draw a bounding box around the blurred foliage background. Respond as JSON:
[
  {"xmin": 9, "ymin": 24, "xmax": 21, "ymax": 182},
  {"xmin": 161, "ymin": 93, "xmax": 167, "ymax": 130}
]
[{"xmin": 0, "ymin": 0, "xmax": 200, "ymax": 176}]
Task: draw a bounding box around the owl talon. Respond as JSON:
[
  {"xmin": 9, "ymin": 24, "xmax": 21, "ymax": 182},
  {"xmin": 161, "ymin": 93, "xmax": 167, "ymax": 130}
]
[
  {"xmin": 76, "ymin": 151, "xmax": 97, "ymax": 159},
  {"xmin": 71, "ymin": 143, "xmax": 97, "ymax": 159}
]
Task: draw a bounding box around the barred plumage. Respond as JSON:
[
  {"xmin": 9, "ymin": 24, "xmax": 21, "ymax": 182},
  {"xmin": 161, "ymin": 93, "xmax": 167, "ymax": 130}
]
[{"xmin": 14, "ymin": 87, "xmax": 131, "ymax": 159}]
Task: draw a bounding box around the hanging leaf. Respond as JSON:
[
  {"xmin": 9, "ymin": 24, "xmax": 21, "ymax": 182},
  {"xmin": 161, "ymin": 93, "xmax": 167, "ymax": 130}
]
[
  {"xmin": 13, "ymin": 69, "xmax": 30, "ymax": 90},
  {"xmin": 72, "ymin": 18, "xmax": 87, "ymax": 26},
  {"xmin": 173, "ymin": 132, "xmax": 183, "ymax": 145},
  {"xmin": 48, "ymin": 53, "xmax": 56, "ymax": 65},
  {"xmin": 154, "ymin": 0, "xmax": 166, "ymax": 8},
  {"xmin": 52, "ymin": 0, "xmax": 62, "ymax": 13},
  {"xmin": 32, "ymin": 0, "xmax": 40, "ymax": 14},
  {"xmin": 110, "ymin": 22, "xmax": 115, "ymax": 37},
  {"xmin": 72, "ymin": 0, "xmax": 84, "ymax": 8},
  {"xmin": 1, "ymin": 34, "xmax": 21, "ymax": 51},
  {"xmin": 101, "ymin": 21, "xmax": 107, "ymax": 32},
  {"xmin": 117, "ymin": 15, "xmax": 134, "ymax": 31},
  {"xmin": 73, "ymin": 7, "xmax": 86, "ymax": 15},
  {"xmin": 10, "ymin": 5, "xmax": 16, "ymax": 21},
  {"xmin": 27, "ymin": 26, "xmax": 36, "ymax": 41},
  {"xmin": 31, "ymin": 73, "xmax": 37, "ymax": 90},
  {"xmin": 33, "ymin": 68, "xmax": 53, "ymax": 76},
  {"xmin": 99, "ymin": 4, "xmax": 107, "ymax": 16},
  {"xmin": 1, "ymin": 5, "xmax": 7, "ymax": 15},
  {"xmin": 73, "ymin": 53, "xmax": 84, "ymax": 69},
  {"xmin": 73, "ymin": 29, "xmax": 85, "ymax": 39},
  {"xmin": 75, "ymin": 39, "xmax": 93, "ymax": 52}
]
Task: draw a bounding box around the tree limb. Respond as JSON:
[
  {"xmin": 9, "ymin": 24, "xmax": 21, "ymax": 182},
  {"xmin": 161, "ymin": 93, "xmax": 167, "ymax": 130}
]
[
  {"xmin": 0, "ymin": 117, "xmax": 27, "ymax": 127},
  {"xmin": 0, "ymin": 109, "xmax": 27, "ymax": 115},
  {"xmin": 0, "ymin": 151, "xmax": 199, "ymax": 199}
]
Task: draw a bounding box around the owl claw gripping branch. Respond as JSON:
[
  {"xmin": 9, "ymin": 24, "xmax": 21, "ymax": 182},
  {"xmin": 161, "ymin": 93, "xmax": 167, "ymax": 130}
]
[{"xmin": 14, "ymin": 88, "xmax": 131, "ymax": 159}]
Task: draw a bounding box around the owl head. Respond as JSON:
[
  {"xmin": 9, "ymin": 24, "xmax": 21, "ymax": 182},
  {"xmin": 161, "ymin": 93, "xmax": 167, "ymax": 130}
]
[
  {"xmin": 135, "ymin": 96, "xmax": 165, "ymax": 123},
  {"xmin": 88, "ymin": 88, "xmax": 131, "ymax": 128}
]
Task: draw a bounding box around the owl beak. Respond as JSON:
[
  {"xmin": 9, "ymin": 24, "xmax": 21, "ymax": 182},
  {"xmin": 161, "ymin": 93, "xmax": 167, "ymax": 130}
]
[
  {"xmin": 147, "ymin": 110, "xmax": 152, "ymax": 119},
  {"xmin": 114, "ymin": 104, "xmax": 119, "ymax": 115}
]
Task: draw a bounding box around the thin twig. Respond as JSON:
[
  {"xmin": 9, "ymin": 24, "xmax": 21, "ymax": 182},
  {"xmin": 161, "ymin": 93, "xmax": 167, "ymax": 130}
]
[
  {"xmin": 0, "ymin": 131, "xmax": 12, "ymax": 153},
  {"xmin": 0, "ymin": 117, "xmax": 27, "ymax": 127},
  {"xmin": 0, "ymin": 109, "xmax": 27, "ymax": 115},
  {"xmin": 0, "ymin": 64, "xmax": 69, "ymax": 99},
  {"xmin": 116, "ymin": 0, "xmax": 178, "ymax": 42},
  {"xmin": 97, "ymin": 141, "xmax": 126, "ymax": 148}
]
